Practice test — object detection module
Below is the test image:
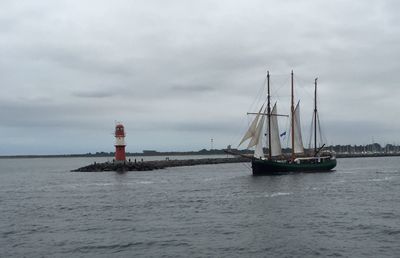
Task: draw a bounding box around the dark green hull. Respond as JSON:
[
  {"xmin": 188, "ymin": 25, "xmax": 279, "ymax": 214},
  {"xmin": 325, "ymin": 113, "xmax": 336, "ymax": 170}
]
[{"xmin": 252, "ymin": 158, "xmax": 337, "ymax": 175}]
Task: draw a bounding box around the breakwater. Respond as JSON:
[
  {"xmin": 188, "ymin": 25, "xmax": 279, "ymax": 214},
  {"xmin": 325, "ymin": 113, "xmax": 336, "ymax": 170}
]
[
  {"xmin": 72, "ymin": 157, "xmax": 250, "ymax": 172},
  {"xmin": 70, "ymin": 153, "xmax": 400, "ymax": 172}
]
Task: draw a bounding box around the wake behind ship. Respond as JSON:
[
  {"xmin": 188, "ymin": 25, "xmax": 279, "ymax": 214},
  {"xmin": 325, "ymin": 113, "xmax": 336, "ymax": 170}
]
[{"xmin": 238, "ymin": 71, "xmax": 336, "ymax": 175}]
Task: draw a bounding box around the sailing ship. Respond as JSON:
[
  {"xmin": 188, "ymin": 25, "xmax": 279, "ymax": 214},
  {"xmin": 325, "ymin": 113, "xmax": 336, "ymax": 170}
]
[{"xmin": 239, "ymin": 71, "xmax": 336, "ymax": 175}]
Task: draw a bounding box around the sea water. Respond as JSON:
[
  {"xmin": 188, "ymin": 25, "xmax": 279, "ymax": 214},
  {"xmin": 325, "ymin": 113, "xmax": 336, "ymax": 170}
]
[{"xmin": 0, "ymin": 156, "xmax": 399, "ymax": 257}]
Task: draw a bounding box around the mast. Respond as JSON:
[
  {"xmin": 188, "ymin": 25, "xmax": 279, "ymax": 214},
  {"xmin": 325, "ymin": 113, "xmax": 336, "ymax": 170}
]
[
  {"xmin": 314, "ymin": 78, "xmax": 318, "ymax": 156},
  {"xmin": 291, "ymin": 70, "xmax": 295, "ymax": 161},
  {"xmin": 267, "ymin": 71, "xmax": 272, "ymax": 160}
]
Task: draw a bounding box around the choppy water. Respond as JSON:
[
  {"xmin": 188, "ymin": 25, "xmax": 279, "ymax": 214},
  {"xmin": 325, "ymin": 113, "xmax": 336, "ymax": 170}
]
[{"xmin": 1, "ymin": 156, "xmax": 399, "ymax": 257}]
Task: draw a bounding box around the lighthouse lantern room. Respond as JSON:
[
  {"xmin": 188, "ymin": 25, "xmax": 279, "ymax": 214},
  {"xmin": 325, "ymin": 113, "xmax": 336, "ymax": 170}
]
[{"xmin": 114, "ymin": 123, "xmax": 126, "ymax": 162}]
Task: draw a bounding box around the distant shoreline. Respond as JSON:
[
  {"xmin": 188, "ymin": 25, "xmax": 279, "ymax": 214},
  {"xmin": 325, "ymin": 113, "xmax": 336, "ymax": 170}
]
[
  {"xmin": 1, "ymin": 150, "xmax": 400, "ymax": 159},
  {"xmin": 0, "ymin": 149, "xmax": 245, "ymax": 159}
]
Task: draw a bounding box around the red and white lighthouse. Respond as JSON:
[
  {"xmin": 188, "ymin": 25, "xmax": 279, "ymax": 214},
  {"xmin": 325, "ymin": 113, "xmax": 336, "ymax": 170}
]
[{"xmin": 114, "ymin": 123, "xmax": 126, "ymax": 162}]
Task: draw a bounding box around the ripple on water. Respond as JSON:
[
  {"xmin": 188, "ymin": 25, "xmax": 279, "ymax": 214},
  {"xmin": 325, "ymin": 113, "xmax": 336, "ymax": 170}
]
[
  {"xmin": 1, "ymin": 157, "xmax": 400, "ymax": 257},
  {"xmin": 73, "ymin": 242, "xmax": 145, "ymax": 253}
]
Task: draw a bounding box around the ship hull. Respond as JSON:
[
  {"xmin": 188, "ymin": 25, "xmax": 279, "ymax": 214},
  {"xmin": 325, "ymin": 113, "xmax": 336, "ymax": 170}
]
[{"xmin": 252, "ymin": 158, "xmax": 337, "ymax": 176}]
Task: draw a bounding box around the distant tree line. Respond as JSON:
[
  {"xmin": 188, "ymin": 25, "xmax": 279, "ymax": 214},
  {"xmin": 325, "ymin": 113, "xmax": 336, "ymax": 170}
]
[{"xmin": 2, "ymin": 143, "xmax": 400, "ymax": 159}]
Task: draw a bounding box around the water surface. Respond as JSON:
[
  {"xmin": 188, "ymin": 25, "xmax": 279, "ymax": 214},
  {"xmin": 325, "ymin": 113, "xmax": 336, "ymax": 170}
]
[{"xmin": 1, "ymin": 156, "xmax": 399, "ymax": 257}]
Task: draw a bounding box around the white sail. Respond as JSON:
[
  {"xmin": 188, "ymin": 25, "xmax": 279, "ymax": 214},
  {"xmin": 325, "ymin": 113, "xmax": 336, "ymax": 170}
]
[
  {"xmin": 254, "ymin": 134, "xmax": 264, "ymax": 159},
  {"xmin": 293, "ymin": 101, "xmax": 304, "ymax": 153},
  {"xmin": 248, "ymin": 106, "xmax": 267, "ymax": 149},
  {"xmin": 238, "ymin": 105, "xmax": 264, "ymax": 147},
  {"xmin": 269, "ymin": 103, "xmax": 282, "ymax": 156}
]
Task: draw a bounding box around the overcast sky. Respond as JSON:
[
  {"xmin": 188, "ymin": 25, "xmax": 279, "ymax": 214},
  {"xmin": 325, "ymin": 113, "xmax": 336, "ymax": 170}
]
[{"xmin": 1, "ymin": 0, "xmax": 399, "ymax": 155}]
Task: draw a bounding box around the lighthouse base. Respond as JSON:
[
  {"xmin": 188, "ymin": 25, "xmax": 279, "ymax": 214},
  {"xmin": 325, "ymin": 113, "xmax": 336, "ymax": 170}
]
[{"xmin": 115, "ymin": 145, "xmax": 126, "ymax": 161}]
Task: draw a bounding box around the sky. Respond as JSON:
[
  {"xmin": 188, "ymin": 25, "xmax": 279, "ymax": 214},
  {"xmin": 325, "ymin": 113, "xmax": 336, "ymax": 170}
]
[{"xmin": 1, "ymin": 0, "xmax": 400, "ymax": 155}]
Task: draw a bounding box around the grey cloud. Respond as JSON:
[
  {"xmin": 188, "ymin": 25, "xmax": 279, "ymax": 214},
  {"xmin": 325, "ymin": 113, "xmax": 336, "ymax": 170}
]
[
  {"xmin": 1, "ymin": 0, "xmax": 400, "ymax": 154},
  {"xmin": 169, "ymin": 85, "xmax": 215, "ymax": 93},
  {"xmin": 72, "ymin": 90, "xmax": 115, "ymax": 99},
  {"xmin": 27, "ymin": 46, "xmax": 134, "ymax": 76}
]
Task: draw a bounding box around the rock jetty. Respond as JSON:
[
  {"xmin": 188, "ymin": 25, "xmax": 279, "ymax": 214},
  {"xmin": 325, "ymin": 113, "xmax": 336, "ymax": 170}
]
[{"xmin": 71, "ymin": 157, "xmax": 250, "ymax": 172}]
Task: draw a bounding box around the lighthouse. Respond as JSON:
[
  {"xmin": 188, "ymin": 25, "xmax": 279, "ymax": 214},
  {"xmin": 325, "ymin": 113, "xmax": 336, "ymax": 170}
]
[{"xmin": 114, "ymin": 123, "xmax": 126, "ymax": 162}]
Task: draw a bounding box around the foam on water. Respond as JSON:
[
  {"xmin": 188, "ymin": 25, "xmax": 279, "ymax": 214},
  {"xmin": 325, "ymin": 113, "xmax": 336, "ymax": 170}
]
[{"xmin": 265, "ymin": 192, "xmax": 293, "ymax": 197}]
